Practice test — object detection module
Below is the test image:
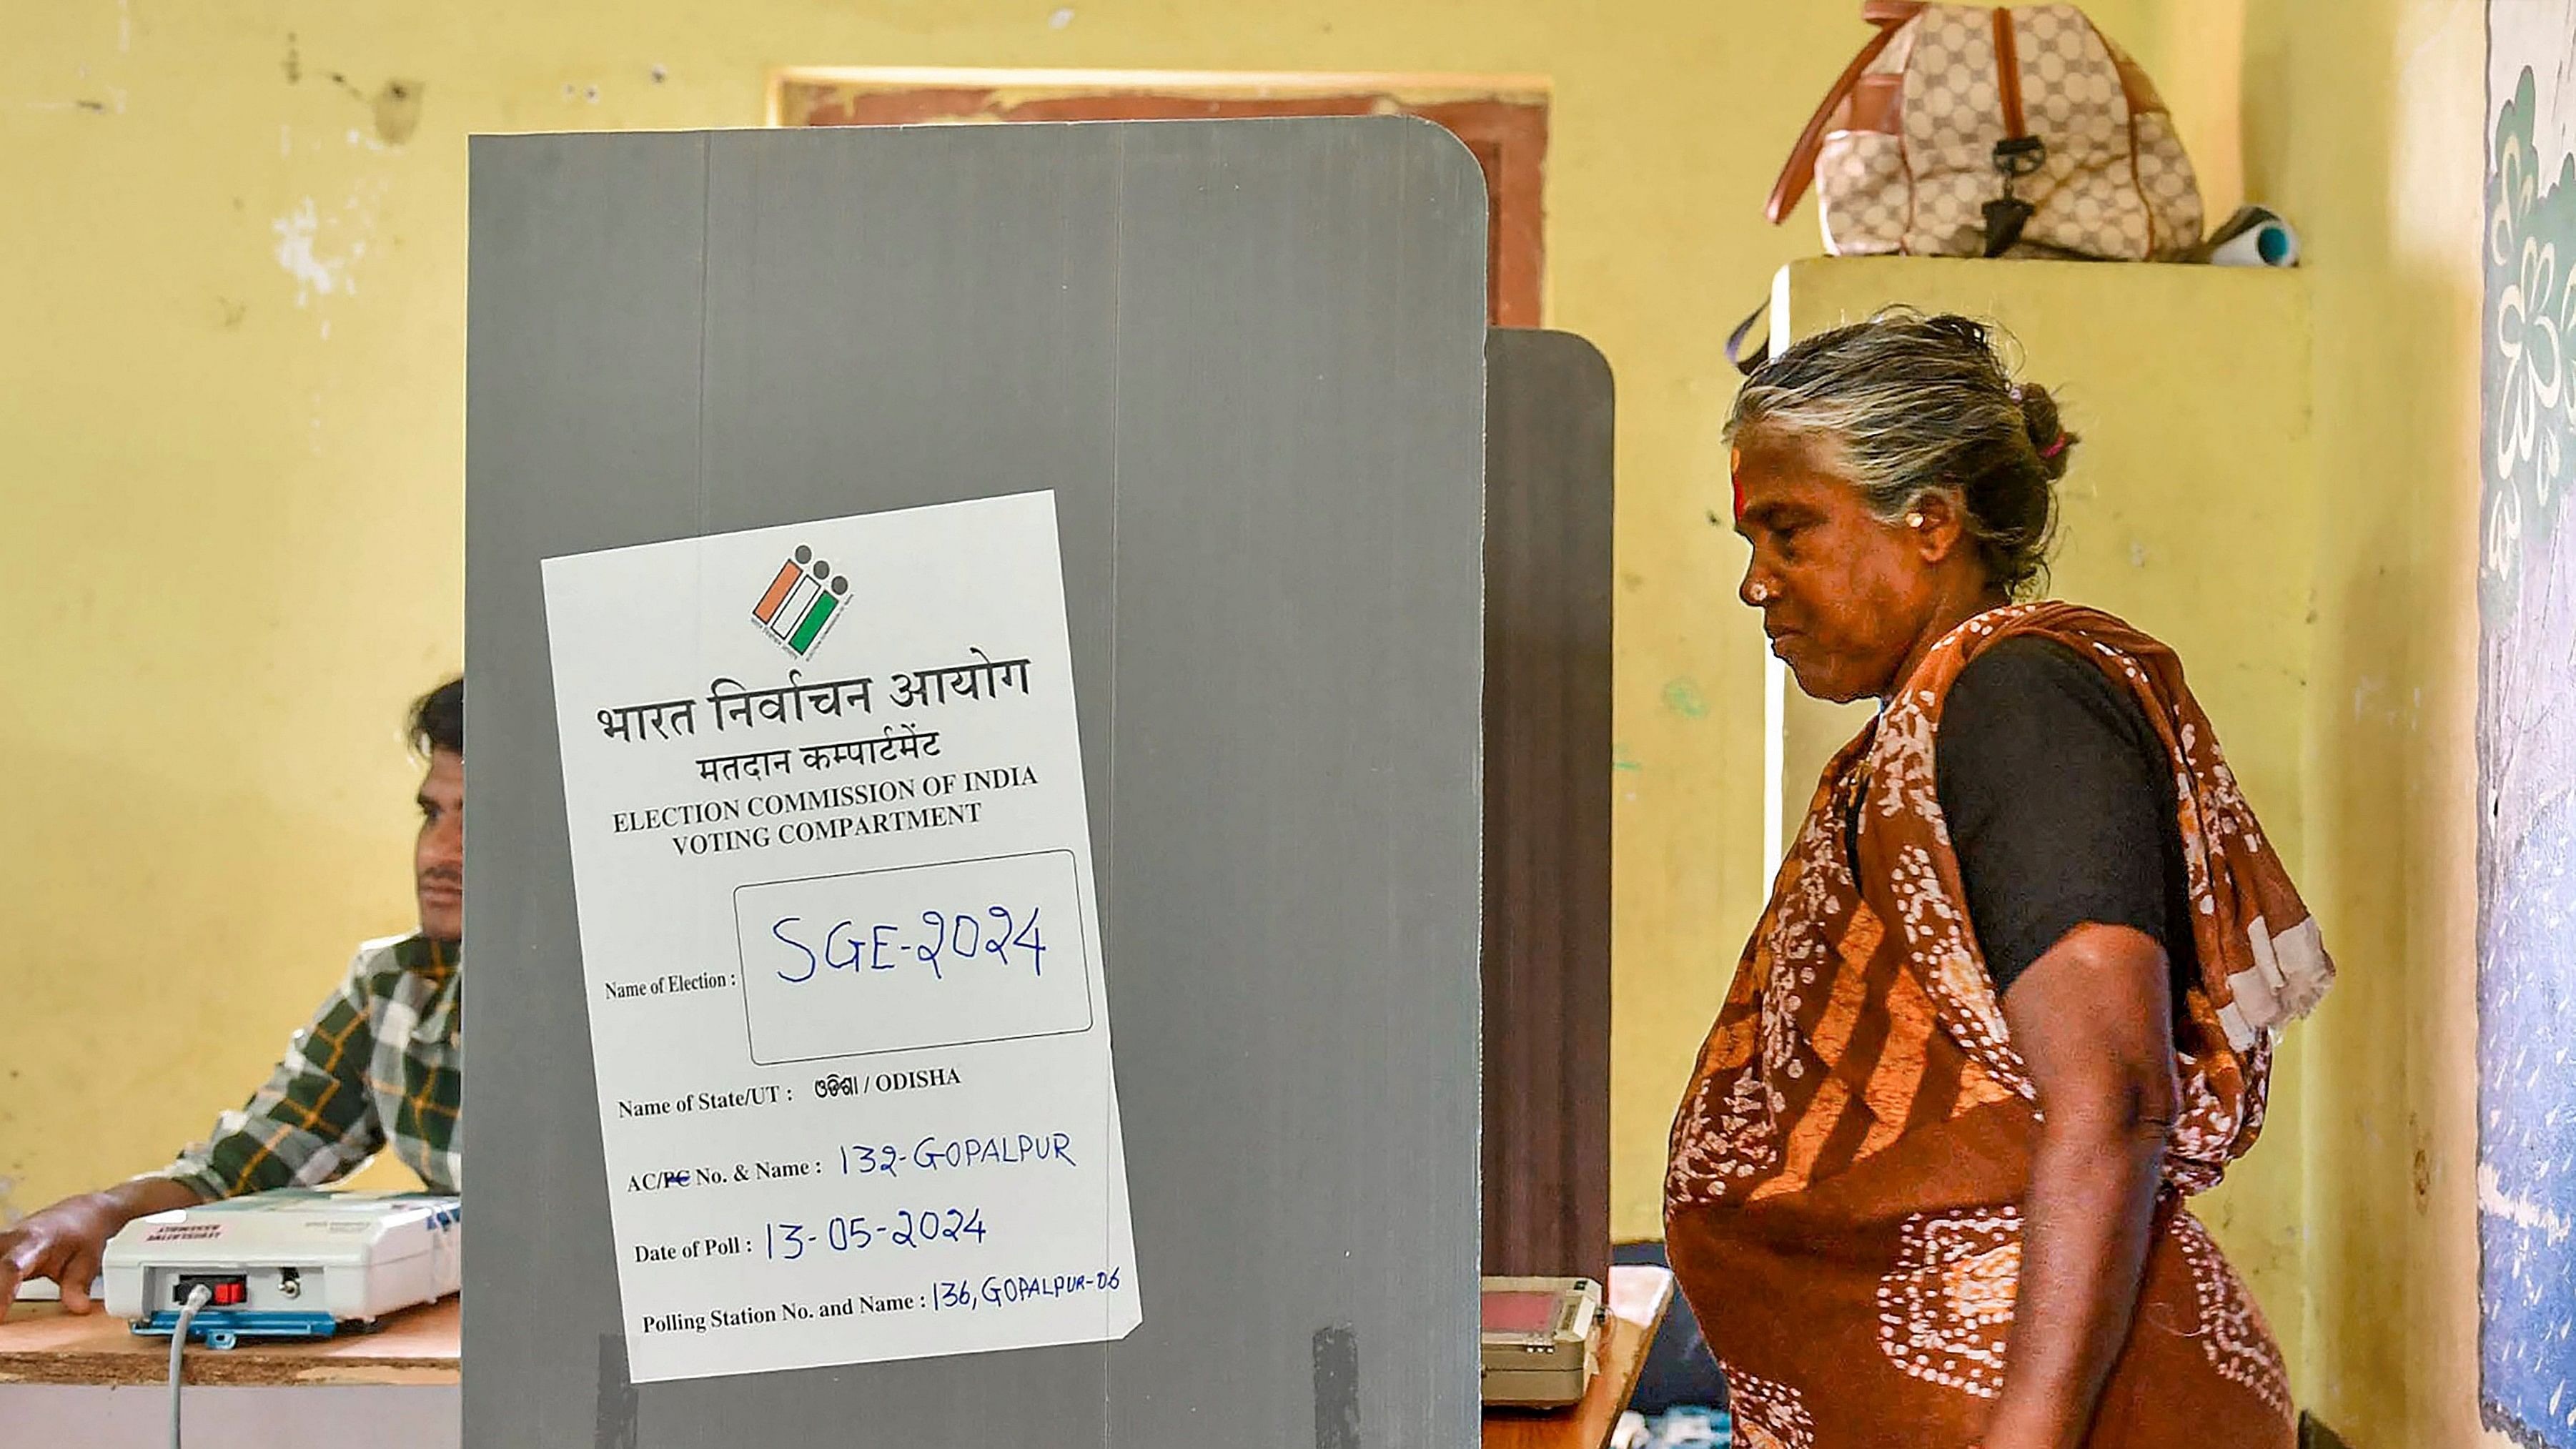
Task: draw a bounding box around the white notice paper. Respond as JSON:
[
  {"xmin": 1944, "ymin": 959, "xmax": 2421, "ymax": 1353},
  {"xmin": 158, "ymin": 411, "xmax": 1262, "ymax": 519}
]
[{"xmin": 540, "ymin": 492, "xmax": 1139, "ymax": 1383}]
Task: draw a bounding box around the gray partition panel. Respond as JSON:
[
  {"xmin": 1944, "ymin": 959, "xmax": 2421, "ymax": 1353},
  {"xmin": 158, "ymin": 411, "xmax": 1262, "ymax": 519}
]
[
  {"xmin": 1480, "ymin": 330, "xmax": 1614, "ymax": 1286},
  {"xmin": 464, "ymin": 119, "xmax": 1488, "ymax": 1447}
]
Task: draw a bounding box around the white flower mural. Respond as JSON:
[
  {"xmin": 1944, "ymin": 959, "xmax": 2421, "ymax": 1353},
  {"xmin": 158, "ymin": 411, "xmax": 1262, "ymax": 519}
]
[{"xmin": 2482, "ymin": 19, "xmax": 2576, "ymax": 1448}]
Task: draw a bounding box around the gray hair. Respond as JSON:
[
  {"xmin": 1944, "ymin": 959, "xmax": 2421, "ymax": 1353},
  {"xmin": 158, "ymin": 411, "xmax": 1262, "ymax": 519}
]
[{"xmin": 1725, "ymin": 310, "xmax": 2074, "ymax": 598}]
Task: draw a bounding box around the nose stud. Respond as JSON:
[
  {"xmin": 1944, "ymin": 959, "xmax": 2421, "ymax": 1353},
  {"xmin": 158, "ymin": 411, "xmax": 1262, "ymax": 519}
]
[{"xmin": 1748, "ymin": 583, "xmax": 1773, "ymax": 603}]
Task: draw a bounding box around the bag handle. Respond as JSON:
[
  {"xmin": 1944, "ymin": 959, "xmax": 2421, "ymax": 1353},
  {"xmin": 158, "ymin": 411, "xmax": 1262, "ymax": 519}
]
[
  {"xmin": 1765, "ymin": 1, "xmax": 1925, "ymax": 225},
  {"xmin": 1725, "ymin": 298, "xmax": 1771, "ymax": 377}
]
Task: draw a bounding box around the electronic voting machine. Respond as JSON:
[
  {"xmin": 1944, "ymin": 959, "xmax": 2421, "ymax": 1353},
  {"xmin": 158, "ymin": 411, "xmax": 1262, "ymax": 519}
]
[
  {"xmin": 104, "ymin": 1190, "xmax": 461, "ymax": 1349},
  {"xmin": 1480, "ymin": 1275, "xmax": 1604, "ymax": 1408}
]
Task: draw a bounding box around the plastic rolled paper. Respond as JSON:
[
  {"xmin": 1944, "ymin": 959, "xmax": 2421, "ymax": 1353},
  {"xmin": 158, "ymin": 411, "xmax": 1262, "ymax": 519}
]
[{"xmin": 2206, "ymin": 207, "xmax": 2299, "ymax": 268}]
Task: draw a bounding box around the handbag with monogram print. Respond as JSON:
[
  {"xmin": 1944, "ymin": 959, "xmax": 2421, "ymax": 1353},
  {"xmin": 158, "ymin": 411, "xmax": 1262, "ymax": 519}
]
[{"xmin": 1767, "ymin": 1, "xmax": 2204, "ymax": 261}]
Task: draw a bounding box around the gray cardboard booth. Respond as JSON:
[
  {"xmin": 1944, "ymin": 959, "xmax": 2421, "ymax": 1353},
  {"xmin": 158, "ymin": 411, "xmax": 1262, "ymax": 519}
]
[{"xmin": 464, "ymin": 117, "xmax": 1612, "ymax": 1447}]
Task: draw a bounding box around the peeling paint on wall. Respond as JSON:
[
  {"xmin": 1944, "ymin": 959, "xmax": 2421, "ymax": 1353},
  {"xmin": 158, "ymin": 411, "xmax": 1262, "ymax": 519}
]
[{"xmin": 272, "ymin": 197, "xmax": 365, "ymax": 306}]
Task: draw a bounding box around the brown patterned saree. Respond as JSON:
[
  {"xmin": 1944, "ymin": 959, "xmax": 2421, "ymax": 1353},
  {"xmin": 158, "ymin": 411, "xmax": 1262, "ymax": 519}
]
[{"xmin": 1664, "ymin": 604, "xmax": 2330, "ymax": 1448}]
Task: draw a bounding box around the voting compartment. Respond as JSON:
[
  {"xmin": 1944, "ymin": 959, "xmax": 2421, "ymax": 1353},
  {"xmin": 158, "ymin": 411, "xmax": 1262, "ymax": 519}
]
[{"xmin": 464, "ymin": 119, "xmax": 1488, "ymax": 1445}]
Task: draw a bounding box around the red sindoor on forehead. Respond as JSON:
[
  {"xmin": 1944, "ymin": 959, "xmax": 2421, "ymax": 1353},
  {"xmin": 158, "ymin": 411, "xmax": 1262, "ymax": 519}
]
[{"xmin": 1730, "ymin": 446, "xmax": 1745, "ymax": 520}]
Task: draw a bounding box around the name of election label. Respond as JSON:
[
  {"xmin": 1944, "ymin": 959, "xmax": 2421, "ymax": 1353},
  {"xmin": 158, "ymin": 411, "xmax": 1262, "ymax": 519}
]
[{"xmin": 540, "ymin": 492, "xmax": 1139, "ymax": 1384}]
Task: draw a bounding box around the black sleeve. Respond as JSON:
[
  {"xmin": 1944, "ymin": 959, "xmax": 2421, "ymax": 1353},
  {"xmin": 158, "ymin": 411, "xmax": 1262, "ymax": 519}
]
[{"xmin": 1935, "ymin": 636, "xmax": 2174, "ymax": 997}]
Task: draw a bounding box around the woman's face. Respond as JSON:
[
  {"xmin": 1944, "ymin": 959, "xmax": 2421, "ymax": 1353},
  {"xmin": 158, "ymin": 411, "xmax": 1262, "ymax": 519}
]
[{"xmin": 1731, "ymin": 427, "xmax": 1958, "ymax": 704}]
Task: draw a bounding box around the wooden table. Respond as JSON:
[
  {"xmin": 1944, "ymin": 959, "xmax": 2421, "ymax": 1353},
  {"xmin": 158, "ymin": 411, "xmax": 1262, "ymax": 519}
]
[
  {"xmin": 0, "ymin": 1297, "xmax": 460, "ymax": 1387},
  {"xmin": 1484, "ymin": 1265, "xmax": 1675, "ymax": 1449},
  {"xmin": 0, "ymin": 1297, "xmax": 460, "ymax": 1447},
  {"xmin": 4, "ymin": 1271, "xmax": 1675, "ymax": 1447}
]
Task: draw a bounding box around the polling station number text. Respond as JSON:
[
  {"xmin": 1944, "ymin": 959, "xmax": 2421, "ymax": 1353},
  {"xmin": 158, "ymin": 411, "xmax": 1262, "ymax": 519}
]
[
  {"xmin": 931, "ymin": 1269, "xmax": 1124, "ymax": 1312},
  {"xmin": 767, "ymin": 1207, "xmax": 987, "ymax": 1260},
  {"xmin": 769, "ymin": 906, "xmax": 1046, "ymax": 984}
]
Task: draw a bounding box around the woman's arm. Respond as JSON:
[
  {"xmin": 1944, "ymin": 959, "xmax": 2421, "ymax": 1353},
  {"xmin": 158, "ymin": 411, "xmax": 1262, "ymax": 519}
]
[{"xmin": 1979, "ymin": 921, "xmax": 2180, "ymax": 1449}]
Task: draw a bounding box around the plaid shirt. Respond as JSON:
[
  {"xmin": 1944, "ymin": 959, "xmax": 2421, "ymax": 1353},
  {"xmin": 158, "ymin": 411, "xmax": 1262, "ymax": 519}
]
[{"xmin": 160, "ymin": 934, "xmax": 461, "ymax": 1197}]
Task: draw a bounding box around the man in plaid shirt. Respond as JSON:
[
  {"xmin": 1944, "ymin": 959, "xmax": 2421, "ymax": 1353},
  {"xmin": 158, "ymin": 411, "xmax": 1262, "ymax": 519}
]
[{"xmin": 0, "ymin": 678, "xmax": 465, "ymax": 1313}]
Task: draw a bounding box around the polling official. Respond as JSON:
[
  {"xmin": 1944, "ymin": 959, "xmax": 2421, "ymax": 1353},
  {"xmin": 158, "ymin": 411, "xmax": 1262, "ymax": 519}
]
[{"xmin": 0, "ymin": 678, "xmax": 465, "ymax": 1313}]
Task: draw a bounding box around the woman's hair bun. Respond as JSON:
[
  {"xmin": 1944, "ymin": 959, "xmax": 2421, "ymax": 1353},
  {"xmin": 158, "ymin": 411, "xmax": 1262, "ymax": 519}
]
[{"xmin": 2019, "ymin": 382, "xmax": 2077, "ymax": 483}]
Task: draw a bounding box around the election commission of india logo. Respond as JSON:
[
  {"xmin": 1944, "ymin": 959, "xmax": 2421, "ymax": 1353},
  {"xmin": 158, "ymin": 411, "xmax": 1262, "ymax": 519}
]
[{"xmin": 752, "ymin": 545, "xmax": 850, "ymax": 658}]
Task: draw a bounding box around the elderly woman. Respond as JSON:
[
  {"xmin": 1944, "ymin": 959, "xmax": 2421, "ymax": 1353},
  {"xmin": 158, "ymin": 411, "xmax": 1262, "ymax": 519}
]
[{"xmin": 1665, "ymin": 312, "xmax": 2332, "ymax": 1449}]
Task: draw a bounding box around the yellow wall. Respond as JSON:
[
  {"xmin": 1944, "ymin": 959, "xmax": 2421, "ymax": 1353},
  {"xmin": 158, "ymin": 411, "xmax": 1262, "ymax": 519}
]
[
  {"xmin": 2087, "ymin": 0, "xmax": 2490, "ymax": 1440},
  {"xmin": 6, "ymin": 12, "xmax": 2488, "ymax": 1443},
  {"xmin": 11, "ymin": 0, "xmax": 2189, "ymax": 1227},
  {"xmin": 2226, "ymin": 0, "xmax": 2490, "ymax": 1442}
]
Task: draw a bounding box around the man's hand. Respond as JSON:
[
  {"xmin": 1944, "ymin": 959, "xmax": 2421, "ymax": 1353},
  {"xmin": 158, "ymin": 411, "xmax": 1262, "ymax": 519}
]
[{"xmin": 0, "ymin": 1178, "xmax": 206, "ymax": 1315}]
